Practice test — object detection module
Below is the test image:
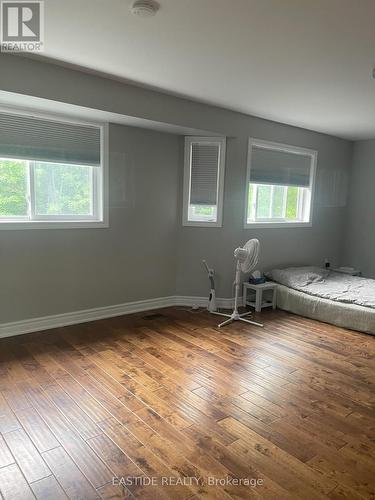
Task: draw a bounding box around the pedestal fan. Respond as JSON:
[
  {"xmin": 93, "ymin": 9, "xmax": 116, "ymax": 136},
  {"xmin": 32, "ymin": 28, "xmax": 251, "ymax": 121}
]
[{"xmin": 213, "ymin": 239, "xmax": 263, "ymax": 328}]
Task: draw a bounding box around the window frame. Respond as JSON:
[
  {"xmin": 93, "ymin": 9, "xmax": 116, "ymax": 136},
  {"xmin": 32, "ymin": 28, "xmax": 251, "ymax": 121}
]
[
  {"xmin": 182, "ymin": 136, "xmax": 226, "ymax": 228},
  {"xmin": 0, "ymin": 107, "xmax": 109, "ymax": 230},
  {"xmin": 244, "ymin": 138, "xmax": 317, "ymax": 229}
]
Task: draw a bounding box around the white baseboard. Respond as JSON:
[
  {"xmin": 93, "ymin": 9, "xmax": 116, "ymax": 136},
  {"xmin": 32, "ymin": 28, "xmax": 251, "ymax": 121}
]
[
  {"xmin": 0, "ymin": 295, "xmax": 240, "ymax": 339},
  {"xmin": 175, "ymin": 296, "xmax": 241, "ymax": 309}
]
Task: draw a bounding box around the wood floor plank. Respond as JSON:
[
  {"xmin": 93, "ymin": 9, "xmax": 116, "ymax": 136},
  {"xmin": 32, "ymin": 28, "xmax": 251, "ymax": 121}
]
[
  {"xmin": 0, "ymin": 463, "xmax": 35, "ymax": 500},
  {"xmin": 97, "ymin": 419, "xmax": 194, "ymax": 499},
  {"xmin": 0, "ymin": 434, "xmax": 15, "ymax": 468},
  {"xmin": 11, "ymin": 344, "xmax": 55, "ymax": 389},
  {"xmin": 221, "ymin": 421, "xmax": 335, "ymax": 499},
  {"xmin": 3, "ymin": 428, "xmax": 51, "ymax": 483},
  {"xmin": 182, "ymin": 423, "xmax": 292, "ymax": 500},
  {"xmin": 20, "ymin": 379, "xmax": 114, "ymax": 489},
  {"xmin": 42, "ymin": 446, "xmax": 99, "ymax": 500},
  {"xmin": 30, "ymin": 475, "xmax": 68, "ymax": 500},
  {"xmin": 121, "ymin": 417, "xmax": 262, "ymax": 499},
  {"xmin": 0, "ymin": 408, "xmax": 22, "ymax": 434},
  {"xmin": 1, "ymin": 378, "xmax": 31, "ymax": 412},
  {"xmin": 86, "ymin": 432, "xmax": 144, "ymax": 479},
  {"xmin": 85, "ymin": 364, "xmax": 145, "ymax": 412},
  {"xmin": 96, "ymin": 482, "xmax": 130, "ymax": 499},
  {"xmin": 15, "ymin": 406, "xmax": 60, "ymax": 453},
  {"xmin": 0, "ymin": 307, "xmax": 373, "ymax": 500},
  {"xmin": 43, "ymin": 383, "xmax": 102, "ymax": 440},
  {"xmin": 54, "ymin": 373, "xmax": 114, "ymax": 423}
]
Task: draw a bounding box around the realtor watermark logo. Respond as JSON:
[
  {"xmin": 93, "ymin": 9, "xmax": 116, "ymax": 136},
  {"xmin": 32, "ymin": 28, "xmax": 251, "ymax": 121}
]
[{"xmin": 1, "ymin": 0, "xmax": 44, "ymax": 52}]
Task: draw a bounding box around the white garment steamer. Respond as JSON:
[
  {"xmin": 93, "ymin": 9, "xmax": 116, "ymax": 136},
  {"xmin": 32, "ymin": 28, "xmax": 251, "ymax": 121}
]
[{"xmin": 202, "ymin": 260, "xmax": 217, "ymax": 312}]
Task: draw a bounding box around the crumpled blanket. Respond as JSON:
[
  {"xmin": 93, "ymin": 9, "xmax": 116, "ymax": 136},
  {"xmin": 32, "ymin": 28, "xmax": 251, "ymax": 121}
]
[{"xmin": 269, "ymin": 266, "xmax": 375, "ymax": 309}]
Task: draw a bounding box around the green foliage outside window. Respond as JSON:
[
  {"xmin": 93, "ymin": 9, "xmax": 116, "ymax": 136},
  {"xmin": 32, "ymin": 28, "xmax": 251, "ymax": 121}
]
[
  {"xmin": 286, "ymin": 186, "xmax": 298, "ymax": 219},
  {"xmin": 192, "ymin": 205, "xmax": 215, "ymax": 216},
  {"xmin": 248, "ymin": 183, "xmax": 300, "ymax": 221},
  {"xmin": 272, "ymin": 186, "xmax": 285, "ymax": 218},
  {"xmin": 0, "ymin": 159, "xmax": 93, "ymax": 218},
  {"xmin": 256, "ymin": 185, "xmax": 271, "ymax": 218},
  {"xmin": 0, "ymin": 159, "xmax": 28, "ymax": 216},
  {"xmin": 34, "ymin": 162, "xmax": 91, "ymax": 216}
]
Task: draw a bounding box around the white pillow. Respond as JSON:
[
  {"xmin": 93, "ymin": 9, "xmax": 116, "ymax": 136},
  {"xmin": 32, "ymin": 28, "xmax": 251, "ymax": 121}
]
[{"xmin": 270, "ymin": 266, "xmax": 329, "ymax": 288}]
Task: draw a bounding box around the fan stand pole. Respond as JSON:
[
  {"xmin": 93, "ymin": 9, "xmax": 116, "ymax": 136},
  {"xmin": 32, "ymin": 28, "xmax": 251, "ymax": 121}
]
[{"xmin": 211, "ymin": 261, "xmax": 263, "ymax": 328}]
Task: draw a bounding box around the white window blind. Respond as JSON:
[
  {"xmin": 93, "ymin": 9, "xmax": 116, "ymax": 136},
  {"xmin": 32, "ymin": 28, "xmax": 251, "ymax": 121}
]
[
  {"xmin": 250, "ymin": 145, "xmax": 311, "ymax": 187},
  {"xmin": 183, "ymin": 136, "xmax": 226, "ymax": 227},
  {"xmin": 0, "ymin": 112, "xmax": 101, "ymax": 166},
  {"xmin": 190, "ymin": 143, "xmax": 219, "ymax": 205}
]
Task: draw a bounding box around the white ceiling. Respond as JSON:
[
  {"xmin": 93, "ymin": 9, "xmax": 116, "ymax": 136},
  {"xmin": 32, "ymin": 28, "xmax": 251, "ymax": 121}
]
[{"xmin": 39, "ymin": 0, "xmax": 375, "ymax": 140}]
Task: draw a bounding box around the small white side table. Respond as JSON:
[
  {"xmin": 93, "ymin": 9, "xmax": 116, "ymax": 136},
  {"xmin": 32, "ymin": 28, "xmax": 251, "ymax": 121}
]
[{"xmin": 243, "ymin": 282, "xmax": 277, "ymax": 312}]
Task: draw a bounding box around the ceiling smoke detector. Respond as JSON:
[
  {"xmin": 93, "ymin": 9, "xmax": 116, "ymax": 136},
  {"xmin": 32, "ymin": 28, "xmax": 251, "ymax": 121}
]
[{"xmin": 130, "ymin": 0, "xmax": 160, "ymax": 17}]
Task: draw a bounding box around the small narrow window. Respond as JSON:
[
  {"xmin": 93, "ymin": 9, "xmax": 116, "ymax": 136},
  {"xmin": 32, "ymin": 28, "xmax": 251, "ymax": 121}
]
[
  {"xmin": 245, "ymin": 138, "xmax": 317, "ymax": 228},
  {"xmin": 183, "ymin": 136, "xmax": 226, "ymax": 227}
]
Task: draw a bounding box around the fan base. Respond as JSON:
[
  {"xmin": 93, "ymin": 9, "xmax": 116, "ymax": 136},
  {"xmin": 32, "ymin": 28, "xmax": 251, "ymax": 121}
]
[{"xmin": 211, "ymin": 311, "xmax": 263, "ymax": 328}]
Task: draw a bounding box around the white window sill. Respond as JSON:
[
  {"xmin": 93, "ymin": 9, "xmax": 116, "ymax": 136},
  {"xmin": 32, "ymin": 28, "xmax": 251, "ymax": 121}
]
[
  {"xmin": 0, "ymin": 220, "xmax": 109, "ymax": 230},
  {"xmin": 244, "ymin": 221, "xmax": 312, "ymax": 229},
  {"xmin": 183, "ymin": 220, "xmax": 222, "ymax": 228}
]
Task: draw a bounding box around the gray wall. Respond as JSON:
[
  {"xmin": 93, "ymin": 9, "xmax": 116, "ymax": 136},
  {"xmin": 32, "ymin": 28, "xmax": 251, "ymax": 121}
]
[
  {"xmin": 176, "ymin": 134, "xmax": 352, "ymax": 298},
  {"xmin": 0, "ymin": 54, "xmax": 354, "ymax": 318},
  {"xmin": 342, "ymin": 140, "xmax": 375, "ymax": 277},
  {"xmin": 0, "ymin": 124, "xmax": 180, "ymax": 323}
]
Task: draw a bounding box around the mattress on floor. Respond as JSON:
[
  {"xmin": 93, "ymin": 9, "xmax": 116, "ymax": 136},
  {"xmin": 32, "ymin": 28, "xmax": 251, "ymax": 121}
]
[
  {"xmin": 276, "ymin": 283, "xmax": 375, "ymax": 335},
  {"xmin": 270, "ymin": 266, "xmax": 375, "ymax": 309}
]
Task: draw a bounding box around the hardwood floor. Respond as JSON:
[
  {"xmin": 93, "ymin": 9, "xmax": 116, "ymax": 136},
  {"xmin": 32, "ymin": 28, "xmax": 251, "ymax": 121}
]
[{"xmin": 0, "ymin": 307, "xmax": 374, "ymax": 500}]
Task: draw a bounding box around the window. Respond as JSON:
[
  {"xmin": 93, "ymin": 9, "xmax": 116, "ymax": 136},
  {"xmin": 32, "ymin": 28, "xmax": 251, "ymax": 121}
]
[
  {"xmin": 0, "ymin": 110, "xmax": 108, "ymax": 229},
  {"xmin": 245, "ymin": 138, "xmax": 317, "ymax": 228},
  {"xmin": 183, "ymin": 136, "xmax": 226, "ymax": 227},
  {"xmin": 248, "ymin": 184, "xmax": 308, "ymax": 221}
]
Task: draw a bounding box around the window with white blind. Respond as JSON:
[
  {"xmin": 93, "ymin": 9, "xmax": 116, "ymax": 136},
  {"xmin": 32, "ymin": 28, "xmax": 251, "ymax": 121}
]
[
  {"xmin": 183, "ymin": 136, "xmax": 226, "ymax": 227},
  {"xmin": 245, "ymin": 138, "xmax": 317, "ymax": 228},
  {"xmin": 0, "ymin": 109, "xmax": 108, "ymax": 229}
]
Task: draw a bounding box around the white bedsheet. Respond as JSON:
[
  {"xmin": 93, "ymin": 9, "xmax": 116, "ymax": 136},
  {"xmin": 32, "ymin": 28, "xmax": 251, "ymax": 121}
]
[{"xmin": 270, "ymin": 266, "xmax": 375, "ymax": 310}]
